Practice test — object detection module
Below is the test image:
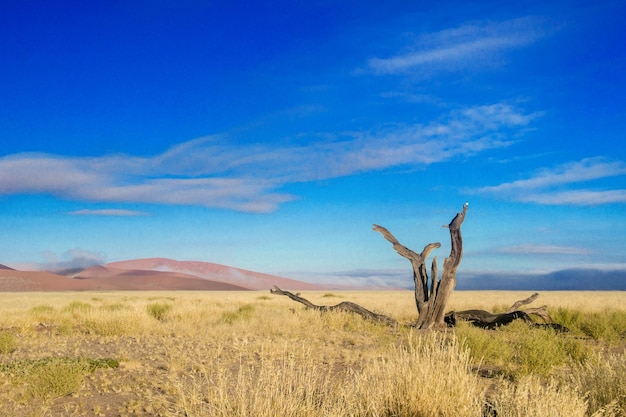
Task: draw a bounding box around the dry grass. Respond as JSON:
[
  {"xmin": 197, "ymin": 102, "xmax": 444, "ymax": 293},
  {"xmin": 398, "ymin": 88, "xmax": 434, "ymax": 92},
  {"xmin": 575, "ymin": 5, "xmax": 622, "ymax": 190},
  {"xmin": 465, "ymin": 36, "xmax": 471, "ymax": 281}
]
[{"xmin": 0, "ymin": 290, "xmax": 624, "ymax": 417}]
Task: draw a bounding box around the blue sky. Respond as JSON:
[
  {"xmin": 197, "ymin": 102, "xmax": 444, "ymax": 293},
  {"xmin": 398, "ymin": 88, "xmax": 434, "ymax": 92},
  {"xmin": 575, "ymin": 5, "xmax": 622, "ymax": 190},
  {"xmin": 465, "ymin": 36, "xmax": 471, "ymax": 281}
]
[{"xmin": 1, "ymin": 1, "xmax": 625, "ymax": 288}]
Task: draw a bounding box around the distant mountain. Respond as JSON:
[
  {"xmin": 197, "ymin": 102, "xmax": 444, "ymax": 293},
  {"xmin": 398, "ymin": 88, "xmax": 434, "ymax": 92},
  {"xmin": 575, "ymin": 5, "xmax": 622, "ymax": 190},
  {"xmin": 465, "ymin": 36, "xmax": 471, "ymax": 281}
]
[
  {"xmin": 457, "ymin": 268, "xmax": 626, "ymax": 290},
  {"xmin": 0, "ymin": 263, "xmax": 15, "ymax": 270}
]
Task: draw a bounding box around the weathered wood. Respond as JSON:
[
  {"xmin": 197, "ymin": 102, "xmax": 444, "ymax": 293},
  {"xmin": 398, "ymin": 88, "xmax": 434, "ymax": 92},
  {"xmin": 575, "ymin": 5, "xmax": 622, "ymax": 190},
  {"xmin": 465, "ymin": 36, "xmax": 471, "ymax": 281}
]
[
  {"xmin": 506, "ymin": 292, "xmax": 540, "ymax": 313},
  {"xmin": 446, "ymin": 310, "xmax": 534, "ymax": 329},
  {"xmin": 446, "ymin": 293, "xmax": 568, "ymax": 331},
  {"xmin": 374, "ymin": 203, "xmax": 468, "ymax": 330},
  {"xmin": 270, "ymin": 286, "xmax": 399, "ymax": 327},
  {"xmin": 371, "ymin": 225, "xmax": 437, "ymax": 317}
]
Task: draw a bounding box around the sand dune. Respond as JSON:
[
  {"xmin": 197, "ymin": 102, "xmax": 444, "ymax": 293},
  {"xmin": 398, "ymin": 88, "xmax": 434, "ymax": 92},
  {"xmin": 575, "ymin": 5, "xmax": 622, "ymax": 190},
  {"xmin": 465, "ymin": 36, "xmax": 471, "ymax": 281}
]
[
  {"xmin": 103, "ymin": 258, "xmax": 323, "ymax": 290},
  {"xmin": 0, "ymin": 257, "xmax": 320, "ymax": 291}
]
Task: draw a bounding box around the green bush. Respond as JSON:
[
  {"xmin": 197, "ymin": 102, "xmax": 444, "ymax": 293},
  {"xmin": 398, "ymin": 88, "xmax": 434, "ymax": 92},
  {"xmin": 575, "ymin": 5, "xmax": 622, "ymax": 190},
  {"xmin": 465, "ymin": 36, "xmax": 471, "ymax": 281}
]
[
  {"xmin": 221, "ymin": 304, "xmax": 255, "ymax": 324},
  {"xmin": 62, "ymin": 301, "xmax": 93, "ymax": 314},
  {"xmin": 0, "ymin": 331, "xmax": 17, "ymax": 354},
  {"xmin": 29, "ymin": 304, "xmax": 55, "ymax": 314},
  {"xmin": 0, "ymin": 357, "xmax": 118, "ymax": 401},
  {"xmin": 501, "ymin": 322, "xmax": 586, "ymax": 378},
  {"xmin": 27, "ymin": 358, "xmax": 88, "ymax": 400},
  {"xmin": 322, "ymin": 292, "xmax": 339, "ymax": 298},
  {"xmin": 552, "ymin": 308, "xmax": 626, "ymax": 344},
  {"xmin": 29, "ymin": 304, "xmax": 56, "ymax": 322},
  {"xmin": 456, "ymin": 320, "xmax": 589, "ymax": 380},
  {"xmin": 552, "ymin": 307, "xmax": 584, "ymax": 330},
  {"xmin": 100, "ymin": 302, "xmax": 131, "ymax": 312},
  {"xmin": 147, "ymin": 302, "xmax": 173, "ymax": 321}
]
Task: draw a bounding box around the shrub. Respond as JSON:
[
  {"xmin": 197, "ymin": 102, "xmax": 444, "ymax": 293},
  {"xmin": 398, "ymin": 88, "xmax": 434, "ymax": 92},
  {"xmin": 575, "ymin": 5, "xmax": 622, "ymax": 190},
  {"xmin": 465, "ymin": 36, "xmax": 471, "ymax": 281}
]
[
  {"xmin": 147, "ymin": 302, "xmax": 173, "ymax": 321},
  {"xmin": 62, "ymin": 301, "xmax": 93, "ymax": 313},
  {"xmin": 552, "ymin": 307, "xmax": 584, "ymax": 331},
  {"xmin": 28, "ymin": 304, "xmax": 56, "ymax": 322},
  {"xmin": 455, "ymin": 320, "xmax": 514, "ymax": 371},
  {"xmin": 553, "ymin": 308, "xmax": 626, "ymax": 344},
  {"xmin": 0, "ymin": 331, "xmax": 16, "ymax": 354},
  {"xmin": 29, "ymin": 304, "xmax": 55, "ymax": 314},
  {"xmin": 580, "ymin": 314, "xmax": 616, "ymax": 341},
  {"xmin": 456, "ymin": 320, "xmax": 589, "ymax": 379},
  {"xmin": 501, "ymin": 321, "xmax": 587, "ymax": 378},
  {"xmin": 100, "ymin": 302, "xmax": 131, "ymax": 312},
  {"xmin": 221, "ymin": 304, "xmax": 255, "ymax": 324},
  {"xmin": 0, "ymin": 357, "xmax": 119, "ymax": 401},
  {"xmin": 27, "ymin": 358, "xmax": 89, "ymax": 400},
  {"xmin": 322, "ymin": 293, "xmax": 339, "ymax": 298}
]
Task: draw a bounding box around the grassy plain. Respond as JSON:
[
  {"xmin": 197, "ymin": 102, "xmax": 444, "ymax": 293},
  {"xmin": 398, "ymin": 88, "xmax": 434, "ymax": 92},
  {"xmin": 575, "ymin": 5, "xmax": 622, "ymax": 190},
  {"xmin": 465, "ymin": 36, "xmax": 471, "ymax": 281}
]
[{"xmin": 0, "ymin": 290, "xmax": 624, "ymax": 417}]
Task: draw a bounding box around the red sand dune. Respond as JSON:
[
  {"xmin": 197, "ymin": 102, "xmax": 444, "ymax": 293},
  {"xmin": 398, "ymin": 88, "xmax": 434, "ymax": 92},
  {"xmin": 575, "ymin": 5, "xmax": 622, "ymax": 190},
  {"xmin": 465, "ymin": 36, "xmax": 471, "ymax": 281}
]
[
  {"xmin": 102, "ymin": 258, "xmax": 323, "ymax": 291},
  {"xmin": 0, "ymin": 270, "xmax": 80, "ymax": 291},
  {"xmin": 0, "ymin": 258, "xmax": 321, "ymax": 291},
  {"xmin": 0, "ymin": 269, "xmax": 248, "ymax": 291}
]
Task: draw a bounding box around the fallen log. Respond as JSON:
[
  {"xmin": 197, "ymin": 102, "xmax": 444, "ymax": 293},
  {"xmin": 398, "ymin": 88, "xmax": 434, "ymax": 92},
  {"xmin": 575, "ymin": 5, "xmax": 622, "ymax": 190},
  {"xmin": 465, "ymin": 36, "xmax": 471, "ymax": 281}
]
[
  {"xmin": 445, "ymin": 292, "xmax": 569, "ymax": 331},
  {"xmin": 270, "ymin": 286, "xmax": 398, "ymax": 327}
]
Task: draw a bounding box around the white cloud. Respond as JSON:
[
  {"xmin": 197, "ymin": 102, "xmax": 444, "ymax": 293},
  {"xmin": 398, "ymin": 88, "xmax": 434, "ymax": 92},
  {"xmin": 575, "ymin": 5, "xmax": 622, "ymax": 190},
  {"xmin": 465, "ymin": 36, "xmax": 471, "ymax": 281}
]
[
  {"xmin": 521, "ymin": 190, "xmax": 626, "ymax": 205},
  {"xmin": 480, "ymin": 158, "xmax": 626, "ymax": 193},
  {"xmin": 498, "ymin": 244, "xmax": 591, "ymax": 255},
  {"xmin": 0, "ymin": 103, "xmax": 533, "ymax": 212},
  {"xmin": 476, "ymin": 157, "xmax": 626, "ymax": 205},
  {"xmin": 368, "ymin": 17, "xmax": 545, "ymax": 75},
  {"xmin": 288, "ymin": 269, "xmax": 411, "ymax": 289},
  {"xmin": 68, "ymin": 209, "xmax": 149, "ymax": 216}
]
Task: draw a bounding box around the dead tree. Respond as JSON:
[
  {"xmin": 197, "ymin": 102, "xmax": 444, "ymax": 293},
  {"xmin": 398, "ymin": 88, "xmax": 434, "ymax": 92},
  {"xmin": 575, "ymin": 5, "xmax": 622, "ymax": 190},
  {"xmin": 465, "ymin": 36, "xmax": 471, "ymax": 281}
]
[
  {"xmin": 272, "ymin": 203, "xmax": 567, "ymax": 331},
  {"xmin": 372, "ymin": 202, "xmax": 468, "ymax": 330}
]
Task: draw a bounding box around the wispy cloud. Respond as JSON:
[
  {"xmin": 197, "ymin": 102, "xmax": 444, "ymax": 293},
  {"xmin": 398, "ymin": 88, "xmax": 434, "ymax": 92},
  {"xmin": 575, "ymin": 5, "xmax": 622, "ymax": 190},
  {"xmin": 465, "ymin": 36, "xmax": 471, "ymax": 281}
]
[
  {"xmin": 476, "ymin": 157, "xmax": 626, "ymax": 205},
  {"xmin": 497, "ymin": 244, "xmax": 591, "ymax": 255},
  {"xmin": 289, "ymin": 269, "xmax": 411, "ymax": 289},
  {"xmin": 39, "ymin": 248, "xmax": 105, "ymax": 273},
  {"xmin": 68, "ymin": 209, "xmax": 149, "ymax": 217},
  {"xmin": 0, "ymin": 104, "xmax": 533, "ymax": 212},
  {"xmin": 368, "ymin": 17, "xmax": 546, "ymax": 75}
]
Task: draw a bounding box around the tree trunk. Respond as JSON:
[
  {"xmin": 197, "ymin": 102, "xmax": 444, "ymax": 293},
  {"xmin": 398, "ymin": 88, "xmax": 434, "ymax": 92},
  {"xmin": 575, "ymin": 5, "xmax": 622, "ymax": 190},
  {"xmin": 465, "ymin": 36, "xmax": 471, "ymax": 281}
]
[{"xmin": 373, "ymin": 203, "xmax": 468, "ymax": 329}]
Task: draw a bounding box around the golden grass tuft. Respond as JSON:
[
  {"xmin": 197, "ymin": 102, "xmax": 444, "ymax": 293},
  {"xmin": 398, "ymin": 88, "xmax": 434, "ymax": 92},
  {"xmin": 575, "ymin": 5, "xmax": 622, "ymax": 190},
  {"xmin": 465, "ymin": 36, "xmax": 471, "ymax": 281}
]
[
  {"xmin": 166, "ymin": 334, "xmax": 484, "ymax": 417},
  {"xmin": 489, "ymin": 375, "xmax": 588, "ymax": 417},
  {"xmin": 563, "ymin": 351, "xmax": 626, "ymax": 416}
]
